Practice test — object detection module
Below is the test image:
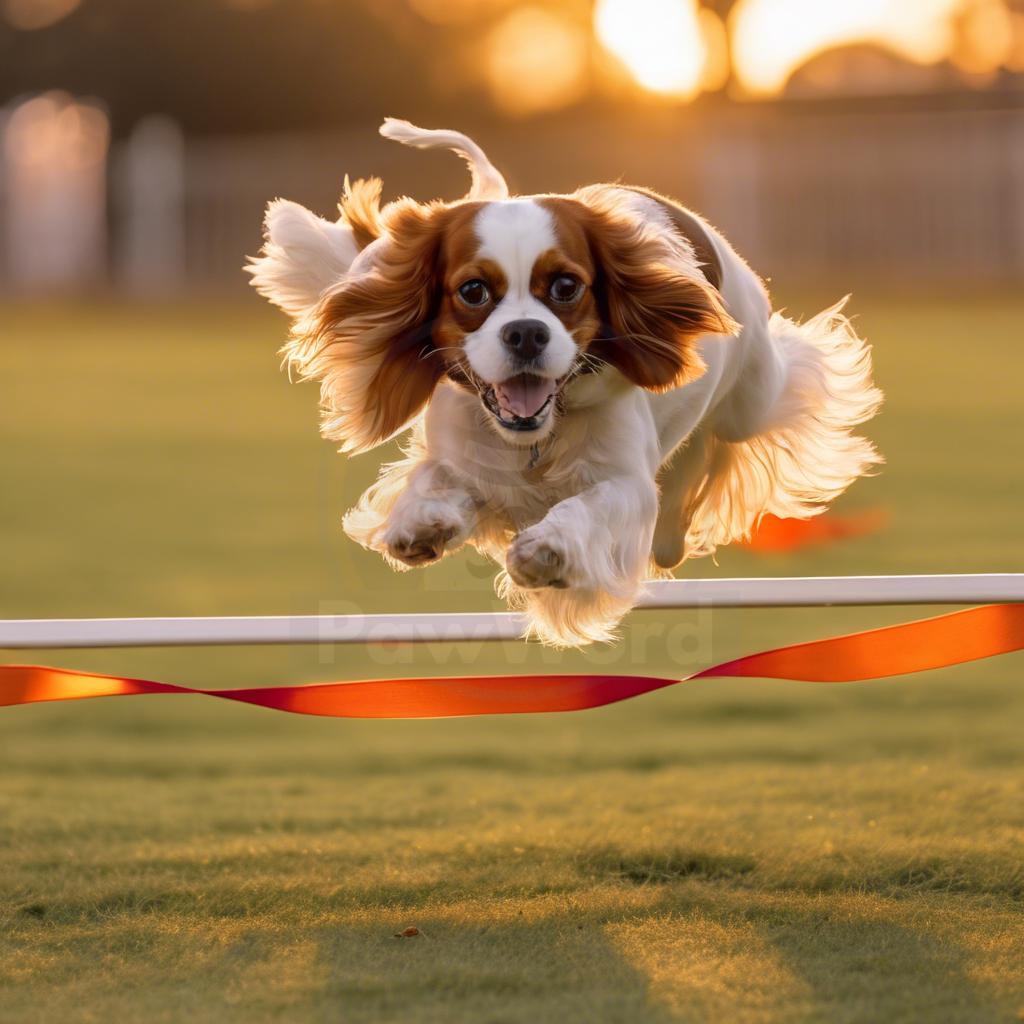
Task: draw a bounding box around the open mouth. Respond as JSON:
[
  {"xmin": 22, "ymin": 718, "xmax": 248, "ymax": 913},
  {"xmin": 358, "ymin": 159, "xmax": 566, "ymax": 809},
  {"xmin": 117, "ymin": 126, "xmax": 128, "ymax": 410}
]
[{"xmin": 481, "ymin": 372, "xmax": 561, "ymax": 432}]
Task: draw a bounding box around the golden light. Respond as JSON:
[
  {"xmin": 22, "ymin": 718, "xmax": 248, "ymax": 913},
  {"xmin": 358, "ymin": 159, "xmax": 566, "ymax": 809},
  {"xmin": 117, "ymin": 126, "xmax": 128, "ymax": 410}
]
[
  {"xmin": 697, "ymin": 7, "xmax": 730, "ymax": 92},
  {"xmin": 2, "ymin": 0, "xmax": 81, "ymax": 30},
  {"xmin": 950, "ymin": 0, "xmax": 1013, "ymax": 75},
  {"xmin": 729, "ymin": 0, "xmax": 973, "ymax": 96},
  {"xmin": 483, "ymin": 6, "xmax": 589, "ymax": 116},
  {"xmin": 1007, "ymin": 10, "xmax": 1024, "ymax": 72},
  {"xmin": 594, "ymin": 0, "xmax": 711, "ymax": 100}
]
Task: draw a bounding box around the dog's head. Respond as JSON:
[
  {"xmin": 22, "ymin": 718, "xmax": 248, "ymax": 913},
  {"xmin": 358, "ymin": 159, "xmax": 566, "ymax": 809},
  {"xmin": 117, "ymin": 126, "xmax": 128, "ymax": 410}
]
[{"xmin": 257, "ymin": 123, "xmax": 736, "ymax": 453}]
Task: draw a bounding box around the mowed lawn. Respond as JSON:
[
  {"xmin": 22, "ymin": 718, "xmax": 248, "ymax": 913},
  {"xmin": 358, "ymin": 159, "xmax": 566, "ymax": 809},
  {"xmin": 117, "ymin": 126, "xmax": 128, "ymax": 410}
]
[{"xmin": 1, "ymin": 293, "xmax": 1023, "ymax": 1024}]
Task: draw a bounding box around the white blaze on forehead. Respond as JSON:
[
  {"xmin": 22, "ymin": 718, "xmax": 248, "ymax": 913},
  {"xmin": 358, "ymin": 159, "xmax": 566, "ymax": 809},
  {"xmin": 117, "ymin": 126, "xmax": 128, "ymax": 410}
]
[
  {"xmin": 463, "ymin": 198, "xmax": 579, "ymax": 389},
  {"xmin": 473, "ymin": 200, "xmax": 558, "ymax": 299}
]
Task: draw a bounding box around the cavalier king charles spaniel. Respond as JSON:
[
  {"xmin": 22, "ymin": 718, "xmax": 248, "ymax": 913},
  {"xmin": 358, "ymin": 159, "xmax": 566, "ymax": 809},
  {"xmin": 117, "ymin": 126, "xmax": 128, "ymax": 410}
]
[{"xmin": 248, "ymin": 119, "xmax": 882, "ymax": 647}]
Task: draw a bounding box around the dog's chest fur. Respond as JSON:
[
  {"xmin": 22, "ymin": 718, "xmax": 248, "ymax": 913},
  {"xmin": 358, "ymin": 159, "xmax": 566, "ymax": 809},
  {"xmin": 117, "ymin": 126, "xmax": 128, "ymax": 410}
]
[{"xmin": 421, "ymin": 376, "xmax": 660, "ymax": 535}]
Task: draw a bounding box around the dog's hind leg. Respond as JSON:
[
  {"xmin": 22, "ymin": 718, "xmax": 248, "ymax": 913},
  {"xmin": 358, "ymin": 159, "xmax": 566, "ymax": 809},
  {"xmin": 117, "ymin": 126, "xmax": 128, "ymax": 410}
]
[
  {"xmin": 675, "ymin": 300, "xmax": 882, "ymax": 561},
  {"xmin": 652, "ymin": 427, "xmax": 715, "ymax": 570}
]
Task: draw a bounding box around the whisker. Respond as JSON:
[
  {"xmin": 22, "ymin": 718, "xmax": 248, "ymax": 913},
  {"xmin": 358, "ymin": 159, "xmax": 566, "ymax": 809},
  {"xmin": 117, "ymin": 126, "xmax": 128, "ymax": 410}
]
[
  {"xmin": 565, "ymin": 350, "xmax": 609, "ymax": 380},
  {"xmin": 419, "ymin": 345, "xmax": 464, "ymax": 361},
  {"xmin": 450, "ymin": 364, "xmax": 488, "ymax": 400}
]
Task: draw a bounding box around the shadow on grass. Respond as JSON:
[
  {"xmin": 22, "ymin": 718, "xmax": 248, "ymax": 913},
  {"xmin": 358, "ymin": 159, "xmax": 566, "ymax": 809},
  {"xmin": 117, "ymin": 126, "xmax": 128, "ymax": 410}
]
[
  {"xmin": 311, "ymin": 914, "xmax": 682, "ymax": 1024},
  {"xmin": 755, "ymin": 910, "xmax": 990, "ymax": 1023},
  {"xmin": 7, "ymin": 846, "xmax": 1018, "ymax": 1024},
  {"xmin": 300, "ymin": 887, "xmax": 1003, "ymax": 1024}
]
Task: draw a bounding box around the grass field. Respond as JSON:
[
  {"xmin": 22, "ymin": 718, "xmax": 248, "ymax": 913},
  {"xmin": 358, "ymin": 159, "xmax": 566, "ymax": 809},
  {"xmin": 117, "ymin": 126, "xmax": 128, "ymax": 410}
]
[{"xmin": 2, "ymin": 293, "xmax": 1024, "ymax": 1023}]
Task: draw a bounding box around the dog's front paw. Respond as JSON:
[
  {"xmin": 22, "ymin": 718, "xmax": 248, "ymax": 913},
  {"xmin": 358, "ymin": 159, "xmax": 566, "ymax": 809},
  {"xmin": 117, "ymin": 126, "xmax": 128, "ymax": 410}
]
[
  {"xmin": 382, "ymin": 501, "xmax": 467, "ymax": 567},
  {"xmin": 385, "ymin": 522, "xmax": 460, "ymax": 566},
  {"xmin": 506, "ymin": 529, "xmax": 570, "ymax": 589}
]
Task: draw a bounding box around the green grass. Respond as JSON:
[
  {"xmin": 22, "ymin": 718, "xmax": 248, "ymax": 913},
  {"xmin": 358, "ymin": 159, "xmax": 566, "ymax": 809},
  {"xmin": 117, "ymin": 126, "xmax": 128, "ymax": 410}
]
[{"xmin": 2, "ymin": 293, "xmax": 1024, "ymax": 1023}]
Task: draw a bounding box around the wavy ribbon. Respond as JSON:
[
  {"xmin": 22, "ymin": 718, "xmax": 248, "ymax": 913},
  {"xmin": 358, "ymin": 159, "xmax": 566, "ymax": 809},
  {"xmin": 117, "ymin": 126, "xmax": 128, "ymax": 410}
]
[{"xmin": 2, "ymin": 604, "xmax": 1023, "ymax": 719}]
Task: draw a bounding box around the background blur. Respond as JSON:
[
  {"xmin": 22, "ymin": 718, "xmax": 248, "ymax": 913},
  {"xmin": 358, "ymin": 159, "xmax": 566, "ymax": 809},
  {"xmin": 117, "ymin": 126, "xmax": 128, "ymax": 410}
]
[
  {"xmin": 4, "ymin": 14, "xmax": 1024, "ymax": 1021},
  {"xmin": 2, "ymin": 0, "xmax": 1024, "ymax": 665},
  {"xmin": 3, "ymin": 0, "xmax": 1024, "ymax": 295}
]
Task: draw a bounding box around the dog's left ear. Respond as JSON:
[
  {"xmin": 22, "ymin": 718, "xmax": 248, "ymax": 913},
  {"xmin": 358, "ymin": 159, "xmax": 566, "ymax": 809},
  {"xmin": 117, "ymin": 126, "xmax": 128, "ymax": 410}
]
[
  {"xmin": 576, "ymin": 198, "xmax": 738, "ymax": 391},
  {"xmin": 284, "ymin": 199, "xmax": 451, "ymax": 454}
]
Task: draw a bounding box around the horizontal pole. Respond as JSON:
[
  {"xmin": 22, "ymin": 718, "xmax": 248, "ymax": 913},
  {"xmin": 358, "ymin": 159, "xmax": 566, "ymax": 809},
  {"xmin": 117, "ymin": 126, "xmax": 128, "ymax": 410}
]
[{"xmin": 1, "ymin": 575, "xmax": 1022, "ymax": 650}]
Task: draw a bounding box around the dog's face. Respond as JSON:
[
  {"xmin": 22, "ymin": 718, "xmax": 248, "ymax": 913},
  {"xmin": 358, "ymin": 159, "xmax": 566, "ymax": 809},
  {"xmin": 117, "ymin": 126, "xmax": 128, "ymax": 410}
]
[
  {"xmin": 435, "ymin": 200, "xmax": 600, "ymax": 440},
  {"xmin": 293, "ymin": 192, "xmax": 736, "ymax": 453}
]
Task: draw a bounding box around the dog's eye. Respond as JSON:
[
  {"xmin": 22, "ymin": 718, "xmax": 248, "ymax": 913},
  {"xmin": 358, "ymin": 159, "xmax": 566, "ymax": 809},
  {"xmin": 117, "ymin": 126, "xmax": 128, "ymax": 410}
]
[
  {"xmin": 457, "ymin": 279, "xmax": 490, "ymax": 306},
  {"xmin": 549, "ymin": 275, "xmax": 583, "ymax": 304}
]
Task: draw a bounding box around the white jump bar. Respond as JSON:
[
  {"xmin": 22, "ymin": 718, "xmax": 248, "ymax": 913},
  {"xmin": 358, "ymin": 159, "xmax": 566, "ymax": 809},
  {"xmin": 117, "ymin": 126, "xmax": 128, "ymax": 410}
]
[{"xmin": 1, "ymin": 575, "xmax": 1022, "ymax": 650}]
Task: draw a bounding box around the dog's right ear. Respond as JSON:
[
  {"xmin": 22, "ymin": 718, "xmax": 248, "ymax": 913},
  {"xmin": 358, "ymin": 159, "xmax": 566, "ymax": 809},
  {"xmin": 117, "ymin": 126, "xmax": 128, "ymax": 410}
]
[{"xmin": 247, "ymin": 185, "xmax": 382, "ymax": 318}]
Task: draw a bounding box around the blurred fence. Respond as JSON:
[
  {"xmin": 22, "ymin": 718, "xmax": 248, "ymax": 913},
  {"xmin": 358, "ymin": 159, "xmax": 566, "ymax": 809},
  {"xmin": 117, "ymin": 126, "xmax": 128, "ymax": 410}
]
[
  {"xmin": 696, "ymin": 104, "xmax": 1024, "ymax": 284},
  {"xmin": 2, "ymin": 100, "xmax": 1023, "ymax": 295}
]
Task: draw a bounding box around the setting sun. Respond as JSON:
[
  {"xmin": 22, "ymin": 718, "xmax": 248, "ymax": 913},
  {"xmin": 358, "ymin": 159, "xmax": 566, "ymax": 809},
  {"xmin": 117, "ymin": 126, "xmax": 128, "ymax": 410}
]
[{"xmin": 594, "ymin": 0, "xmax": 719, "ymax": 99}]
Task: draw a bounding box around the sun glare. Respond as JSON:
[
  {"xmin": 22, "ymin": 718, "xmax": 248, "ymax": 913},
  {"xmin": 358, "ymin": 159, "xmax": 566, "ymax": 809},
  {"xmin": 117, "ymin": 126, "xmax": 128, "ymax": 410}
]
[
  {"xmin": 414, "ymin": 0, "xmax": 1020, "ymax": 106},
  {"xmin": 594, "ymin": 0, "xmax": 714, "ymax": 99},
  {"xmin": 483, "ymin": 6, "xmax": 589, "ymax": 116},
  {"xmin": 729, "ymin": 0, "xmax": 1006, "ymax": 95},
  {"xmin": 951, "ymin": 0, "xmax": 1014, "ymax": 74}
]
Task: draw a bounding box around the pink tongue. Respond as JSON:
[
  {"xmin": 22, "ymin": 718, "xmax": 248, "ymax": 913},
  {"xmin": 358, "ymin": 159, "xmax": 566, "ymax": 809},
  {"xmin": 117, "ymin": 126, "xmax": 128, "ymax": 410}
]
[{"xmin": 493, "ymin": 375, "xmax": 556, "ymax": 419}]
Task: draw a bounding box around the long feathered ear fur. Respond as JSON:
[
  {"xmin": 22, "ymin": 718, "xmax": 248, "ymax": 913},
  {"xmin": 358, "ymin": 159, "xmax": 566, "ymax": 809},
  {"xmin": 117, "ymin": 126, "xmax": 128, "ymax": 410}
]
[
  {"xmin": 283, "ymin": 198, "xmax": 451, "ymax": 454},
  {"xmin": 245, "ymin": 199, "xmax": 362, "ymax": 318},
  {"xmin": 245, "ymin": 178, "xmax": 387, "ymax": 317},
  {"xmin": 573, "ymin": 194, "xmax": 738, "ymax": 390}
]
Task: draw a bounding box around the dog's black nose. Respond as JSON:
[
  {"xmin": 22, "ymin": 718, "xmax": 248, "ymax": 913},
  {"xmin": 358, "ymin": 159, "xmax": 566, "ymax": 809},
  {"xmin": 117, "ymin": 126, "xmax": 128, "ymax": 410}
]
[{"xmin": 501, "ymin": 319, "xmax": 549, "ymax": 362}]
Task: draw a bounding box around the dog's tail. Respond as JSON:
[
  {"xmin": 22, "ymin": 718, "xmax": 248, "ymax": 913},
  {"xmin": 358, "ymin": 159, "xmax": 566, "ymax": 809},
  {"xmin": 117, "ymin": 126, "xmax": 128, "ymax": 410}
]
[
  {"xmin": 657, "ymin": 298, "xmax": 883, "ymax": 565},
  {"xmin": 248, "ymin": 120, "xmax": 509, "ymax": 316},
  {"xmin": 380, "ymin": 118, "xmax": 509, "ymax": 201}
]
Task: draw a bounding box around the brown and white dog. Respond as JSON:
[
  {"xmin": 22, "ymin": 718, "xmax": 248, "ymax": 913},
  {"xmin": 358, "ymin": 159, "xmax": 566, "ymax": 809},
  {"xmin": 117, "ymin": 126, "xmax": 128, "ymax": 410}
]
[{"xmin": 248, "ymin": 119, "xmax": 882, "ymax": 646}]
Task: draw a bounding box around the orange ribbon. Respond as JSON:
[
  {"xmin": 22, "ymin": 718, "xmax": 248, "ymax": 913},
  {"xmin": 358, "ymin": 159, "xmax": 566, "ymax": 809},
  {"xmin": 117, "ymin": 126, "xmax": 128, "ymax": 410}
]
[
  {"xmin": 2, "ymin": 604, "xmax": 1023, "ymax": 719},
  {"xmin": 741, "ymin": 509, "xmax": 887, "ymax": 553}
]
